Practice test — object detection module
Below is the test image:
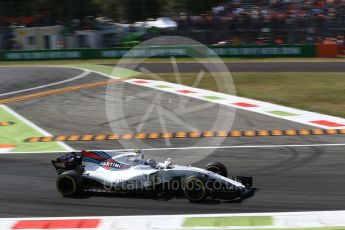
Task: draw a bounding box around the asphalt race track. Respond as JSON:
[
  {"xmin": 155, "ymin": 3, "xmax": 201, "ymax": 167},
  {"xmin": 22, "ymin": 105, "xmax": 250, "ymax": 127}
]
[
  {"xmin": 0, "ymin": 64, "xmax": 345, "ymax": 217},
  {"xmin": 116, "ymin": 61, "xmax": 345, "ymax": 73}
]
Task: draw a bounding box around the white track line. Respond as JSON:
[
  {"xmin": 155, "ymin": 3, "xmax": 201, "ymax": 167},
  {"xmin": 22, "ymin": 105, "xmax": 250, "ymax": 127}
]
[
  {"xmin": 127, "ymin": 79, "xmax": 345, "ymax": 129},
  {"xmin": 0, "ymin": 105, "xmax": 74, "ymax": 152},
  {"xmin": 0, "ymin": 65, "xmax": 344, "ymax": 146},
  {"xmin": 0, "ymin": 66, "xmax": 88, "ymax": 152},
  {"xmin": 3, "ymin": 65, "xmax": 344, "ymax": 129},
  {"xmin": 1, "ymin": 210, "xmax": 345, "ymax": 230},
  {"xmin": 0, "ymin": 69, "xmax": 90, "ymax": 97},
  {"xmin": 97, "ymin": 143, "xmax": 345, "ymax": 151},
  {"xmin": 0, "ymin": 143, "xmax": 344, "ymax": 154},
  {"xmin": 34, "ymin": 64, "xmax": 345, "ymax": 130}
]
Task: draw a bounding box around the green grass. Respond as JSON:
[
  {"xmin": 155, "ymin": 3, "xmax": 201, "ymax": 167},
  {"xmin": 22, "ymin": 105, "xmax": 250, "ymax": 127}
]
[
  {"xmin": 67, "ymin": 64, "xmax": 140, "ymax": 78},
  {"xmin": 0, "ymin": 60, "xmax": 343, "ymax": 119},
  {"xmin": 182, "ymin": 227, "xmax": 345, "ymax": 230},
  {"xmin": 137, "ymin": 72, "xmax": 345, "ymax": 118},
  {"xmin": 183, "ymin": 216, "xmax": 345, "ymax": 230},
  {"xmin": 183, "ymin": 216, "xmax": 273, "ymax": 227},
  {"xmin": 0, "ymin": 106, "xmax": 65, "ymax": 152}
]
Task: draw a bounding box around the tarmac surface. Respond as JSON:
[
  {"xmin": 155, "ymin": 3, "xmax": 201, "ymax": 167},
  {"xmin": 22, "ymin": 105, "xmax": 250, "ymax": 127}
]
[
  {"xmin": 115, "ymin": 61, "xmax": 345, "ymax": 72},
  {"xmin": 0, "ymin": 65, "xmax": 344, "ymax": 217}
]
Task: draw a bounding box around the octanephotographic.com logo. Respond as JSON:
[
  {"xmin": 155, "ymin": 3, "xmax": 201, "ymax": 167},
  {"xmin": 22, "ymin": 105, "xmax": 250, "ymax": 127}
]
[{"xmin": 105, "ymin": 36, "xmax": 236, "ymax": 162}]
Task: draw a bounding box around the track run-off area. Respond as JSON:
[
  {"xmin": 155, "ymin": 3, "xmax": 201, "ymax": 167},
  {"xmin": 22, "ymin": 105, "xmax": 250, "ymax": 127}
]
[{"xmin": 0, "ymin": 63, "xmax": 345, "ymax": 217}]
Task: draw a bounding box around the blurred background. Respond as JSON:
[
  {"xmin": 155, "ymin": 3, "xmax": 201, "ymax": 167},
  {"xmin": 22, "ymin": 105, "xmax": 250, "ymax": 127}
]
[{"xmin": 0, "ymin": 0, "xmax": 344, "ymax": 51}]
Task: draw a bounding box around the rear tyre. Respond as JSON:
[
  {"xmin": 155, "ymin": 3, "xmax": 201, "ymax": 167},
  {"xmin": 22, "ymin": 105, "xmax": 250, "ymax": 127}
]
[
  {"xmin": 56, "ymin": 170, "xmax": 83, "ymax": 197},
  {"xmin": 204, "ymin": 162, "xmax": 228, "ymax": 177},
  {"xmin": 183, "ymin": 176, "xmax": 206, "ymax": 202}
]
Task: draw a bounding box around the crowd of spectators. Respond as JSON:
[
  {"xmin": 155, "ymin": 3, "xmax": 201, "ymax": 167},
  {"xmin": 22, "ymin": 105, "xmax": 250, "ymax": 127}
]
[
  {"xmin": 175, "ymin": 0, "xmax": 345, "ymax": 45},
  {"xmin": 1, "ymin": 0, "xmax": 344, "ymax": 50}
]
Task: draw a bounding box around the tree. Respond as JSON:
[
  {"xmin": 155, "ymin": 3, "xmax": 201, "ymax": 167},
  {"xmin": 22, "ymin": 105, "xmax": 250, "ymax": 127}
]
[
  {"xmin": 93, "ymin": 0, "xmax": 120, "ymax": 20},
  {"xmin": 94, "ymin": 0, "xmax": 162, "ymax": 22},
  {"xmin": 47, "ymin": 0, "xmax": 100, "ymax": 22},
  {"xmin": 0, "ymin": 0, "xmax": 225, "ymax": 23},
  {"xmin": 184, "ymin": 0, "xmax": 224, "ymax": 15},
  {"xmin": 0, "ymin": 0, "xmax": 100, "ymax": 22}
]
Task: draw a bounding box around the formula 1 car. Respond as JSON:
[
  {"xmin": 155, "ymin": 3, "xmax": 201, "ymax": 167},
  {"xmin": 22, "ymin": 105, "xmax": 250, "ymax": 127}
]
[{"xmin": 52, "ymin": 150, "xmax": 254, "ymax": 202}]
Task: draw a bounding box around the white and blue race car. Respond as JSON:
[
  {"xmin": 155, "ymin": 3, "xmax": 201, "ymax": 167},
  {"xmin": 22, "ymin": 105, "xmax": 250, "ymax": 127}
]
[{"xmin": 52, "ymin": 150, "xmax": 254, "ymax": 202}]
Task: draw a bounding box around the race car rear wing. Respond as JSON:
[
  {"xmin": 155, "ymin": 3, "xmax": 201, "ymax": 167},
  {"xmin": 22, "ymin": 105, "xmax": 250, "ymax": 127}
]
[{"xmin": 51, "ymin": 152, "xmax": 82, "ymax": 175}]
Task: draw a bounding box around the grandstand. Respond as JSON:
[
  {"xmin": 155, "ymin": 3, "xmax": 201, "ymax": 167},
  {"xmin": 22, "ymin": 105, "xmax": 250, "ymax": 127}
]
[{"xmin": 0, "ymin": 0, "xmax": 344, "ymax": 49}]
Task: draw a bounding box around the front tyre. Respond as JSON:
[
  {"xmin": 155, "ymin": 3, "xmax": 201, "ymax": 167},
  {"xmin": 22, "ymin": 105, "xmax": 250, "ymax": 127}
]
[
  {"xmin": 56, "ymin": 170, "xmax": 82, "ymax": 197},
  {"xmin": 204, "ymin": 162, "xmax": 228, "ymax": 177},
  {"xmin": 183, "ymin": 176, "xmax": 206, "ymax": 202}
]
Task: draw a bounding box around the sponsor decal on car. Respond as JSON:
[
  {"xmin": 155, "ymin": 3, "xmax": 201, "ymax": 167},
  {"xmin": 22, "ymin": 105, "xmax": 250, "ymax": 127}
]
[
  {"xmin": 82, "ymin": 150, "xmax": 130, "ymax": 170},
  {"xmin": 100, "ymin": 159, "xmax": 130, "ymax": 170}
]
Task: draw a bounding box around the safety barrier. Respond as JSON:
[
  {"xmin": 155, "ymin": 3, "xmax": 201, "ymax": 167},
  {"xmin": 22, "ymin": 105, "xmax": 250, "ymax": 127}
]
[{"xmin": 0, "ymin": 44, "xmax": 318, "ymax": 61}]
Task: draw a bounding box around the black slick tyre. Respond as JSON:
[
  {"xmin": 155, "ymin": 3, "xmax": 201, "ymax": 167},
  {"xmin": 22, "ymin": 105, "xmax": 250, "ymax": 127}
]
[
  {"xmin": 204, "ymin": 162, "xmax": 228, "ymax": 177},
  {"xmin": 183, "ymin": 176, "xmax": 206, "ymax": 202},
  {"xmin": 56, "ymin": 170, "xmax": 82, "ymax": 197}
]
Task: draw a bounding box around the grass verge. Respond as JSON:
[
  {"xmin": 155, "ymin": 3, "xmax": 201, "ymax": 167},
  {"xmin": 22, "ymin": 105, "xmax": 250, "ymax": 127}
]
[
  {"xmin": 0, "ymin": 106, "xmax": 65, "ymax": 152},
  {"xmin": 67, "ymin": 64, "xmax": 140, "ymax": 78},
  {"xmin": 137, "ymin": 72, "xmax": 345, "ymax": 118},
  {"xmin": 183, "ymin": 216, "xmax": 272, "ymax": 227},
  {"xmin": 1, "ymin": 62, "xmax": 343, "ymax": 119}
]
